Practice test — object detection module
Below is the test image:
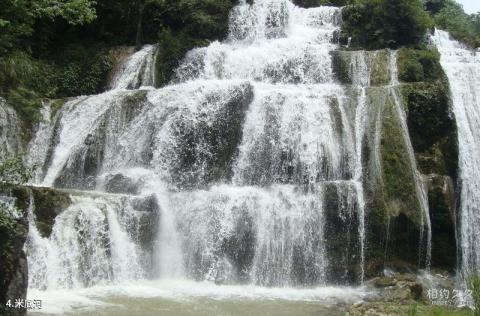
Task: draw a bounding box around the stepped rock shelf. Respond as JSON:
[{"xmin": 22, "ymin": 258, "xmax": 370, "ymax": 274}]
[{"xmin": 0, "ymin": 0, "xmax": 476, "ymax": 315}]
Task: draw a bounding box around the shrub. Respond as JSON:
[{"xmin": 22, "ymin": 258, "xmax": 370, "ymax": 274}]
[
  {"xmin": 342, "ymin": 0, "xmax": 433, "ymax": 49},
  {"xmin": 57, "ymin": 43, "xmax": 113, "ymax": 97},
  {"xmin": 0, "ymin": 52, "xmax": 58, "ymax": 97}
]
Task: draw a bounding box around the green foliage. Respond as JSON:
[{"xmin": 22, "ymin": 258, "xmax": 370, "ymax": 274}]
[
  {"xmin": 0, "ymin": 52, "xmax": 58, "ymax": 97},
  {"xmin": 431, "ymin": 0, "xmax": 480, "ymax": 48},
  {"xmin": 57, "ymin": 44, "xmax": 113, "ymax": 96},
  {"xmin": 468, "ymin": 274, "xmax": 480, "ymax": 316},
  {"xmin": 33, "ymin": 0, "xmax": 97, "ymax": 25},
  {"xmin": 398, "ymin": 48, "xmax": 443, "ymax": 83},
  {"xmin": 342, "ymin": 0, "xmax": 433, "ymax": 49},
  {"xmin": 7, "ymin": 88, "xmax": 43, "ymax": 128},
  {"xmin": 0, "ymin": 0, "xmax": 96, "ymax": 54}
]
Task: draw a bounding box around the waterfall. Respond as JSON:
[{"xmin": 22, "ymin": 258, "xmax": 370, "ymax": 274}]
[
  {"xmin": 25, "ymin": 0, "xmax": 433, "ymax": 293},
  {"xmin": 25, "ymin": 190, "xmax": 157, "ymax": 290},
  {"xmin": 433, "ymin": 29, "xmax": 480, "ymax": 280},
  {"xmin": 109, "ymin": 44, "xmax": 158, "ymax": 90}
]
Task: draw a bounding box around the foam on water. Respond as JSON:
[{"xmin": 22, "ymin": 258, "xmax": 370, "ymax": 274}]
[{"xmin": 433, "ymin": 29, "xmax": 480, "ymax": 282}]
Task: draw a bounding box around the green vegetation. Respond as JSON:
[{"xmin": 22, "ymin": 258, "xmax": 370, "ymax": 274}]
[
  {"xmin": 397, "ymin": 48, "xmax": 458, "ymax": 178},
  {"xmin": 426, "ymin": 0, "xmax": 480, "ymax": 48},
  {"xmin": 342, "ymin": 0, "xmax": 433, "ymax": 49},
  {"xmin": 468, "ymin": 274, "xmax": 480, "ymax": 316},
  {"xmin": 0, "ymin": 0, "xmax": 237, "ymax": 126}
]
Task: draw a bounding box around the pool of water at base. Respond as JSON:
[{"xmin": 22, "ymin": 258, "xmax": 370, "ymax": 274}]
[{"xmin": 27, "ymin": 279, "xmax": 373, "ymax": 316}]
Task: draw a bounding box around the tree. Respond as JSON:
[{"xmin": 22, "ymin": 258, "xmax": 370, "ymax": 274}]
[
  {"xmin": 0, "ymin": 0, "xmax": 97, "ymax": 54},
  {"xmin": 342, "ymin": 0, "xmax": 433, "ymax": 49},
  {"xmin": 433, "ymin": 0, "xmax": 480, "ymax": 47}
]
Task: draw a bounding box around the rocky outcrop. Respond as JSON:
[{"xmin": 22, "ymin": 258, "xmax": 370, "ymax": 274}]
[{"xmin": 0, "ymin": 195, "xmax": 28, "ymax": 315}]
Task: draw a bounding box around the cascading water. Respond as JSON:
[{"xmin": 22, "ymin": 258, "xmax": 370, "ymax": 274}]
[
  {"xmin": 25, "ymin": 191, "xmax": 157, "ymax": 290},
  {"xmin": 433, "ymin": 29, "xmax": 480, "ymax": 281},
  {"xmin": 28, "ymin": 0, "xmax": 369, "ymax": 288},
  {"xmin": 109, "ymin": 44, "xmax": 158, "ymax": 90},
  {"xmin": 23, "ymin": 1, "xmax": 437, "ymax": 313}
]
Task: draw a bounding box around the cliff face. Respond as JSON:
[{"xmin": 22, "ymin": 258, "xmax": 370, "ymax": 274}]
[
  {"xmin": 332, "ymin": 49, "xmax": 458, "ymax": 275},
  {"xmin": 0, "ymin": 190, "xmax": 28, "ymax": 316}
]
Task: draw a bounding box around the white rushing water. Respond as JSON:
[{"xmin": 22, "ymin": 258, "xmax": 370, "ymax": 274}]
[
  {"xmin": 109, "ymin": 44, "xmax": 158, "ymax": 90},
  {"xmin": 24, "ymin": 1, "xmax": 435, "ymax": 312},
  {"xmin": 433, "ymin": 29, "xmax": 480, "ymax": 280},
  {"xmin": 25, "ymin": 191, "xmax": 150, "ymax": 290}
]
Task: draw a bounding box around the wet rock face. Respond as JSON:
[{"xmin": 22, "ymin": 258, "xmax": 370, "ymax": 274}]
[
  {"xmin": 0, "ymin": 192, "xmax": 29, "ymax": 315},
  {"xmin": 402, "ymin": 81, "xmax": 458, "ymax": 179},
  {"xmin": 428, "ymin": 175, "xmax": 456, "ymax": 271},
  {"xmin": 102, "ymin": 173, "xmax": 140, "ymax": 195},
  {"xmin": 323, "ymin": 182, "xmax": 361, "ymax": 284},
  {"xmin": 12, "ymin": 186, "xmax": 72, "ymax": 239},
  {"xmin": 0, "ymin": 98, "xmax": 24, "ymax": 159}
]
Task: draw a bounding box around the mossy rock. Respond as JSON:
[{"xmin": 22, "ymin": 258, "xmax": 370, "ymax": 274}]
[
  {"xmin": 0, "ymin": 190, "xmax": 28, "ymax": 315},
  {"xmin": 401, "ymin": 80, "xmax": 458, "ymax": 178},
  {"xmin": 361, "ymin": 87, "xmax": 428, "ymax": 275}
]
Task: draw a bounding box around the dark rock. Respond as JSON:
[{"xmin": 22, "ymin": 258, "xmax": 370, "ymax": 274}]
[
  {"xmin": 323, "ymin": 182, "xmax": 362, "ymax": 284},
  {"xmin": 11, "ymin": 186, "xmax": 72, "ymax": 238},
  {"xmin": 367, "ymin": 273, "xmax": 423, "ymax": 302},
  {"xmin": 428, "ymin": 175, "xmax": 456, "ymax": 270},
  {"xmin": 0, "ymin": 194, "xmax": 29, "ymax": 315},
  {"xmin": 103, "ymin": 173, "xmax": 140, "ymax": 195}
]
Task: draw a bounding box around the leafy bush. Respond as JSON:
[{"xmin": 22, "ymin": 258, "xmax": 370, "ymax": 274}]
[
  {"xmin": 58, "ymin": 45, "xmax": 113, "ymax": 96},
  {"xmin": 0, "ymin": 52, "xmax": 58, "ymax": 97},
  {"xmin": 342, "ymin": 0, "xmax": 433, "ymax": 49}
]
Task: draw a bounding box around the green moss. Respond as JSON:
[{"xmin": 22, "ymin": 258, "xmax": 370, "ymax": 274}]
[{"xmin": 401, "ymin": 80, "xmax": 458, "ymax": 178}]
